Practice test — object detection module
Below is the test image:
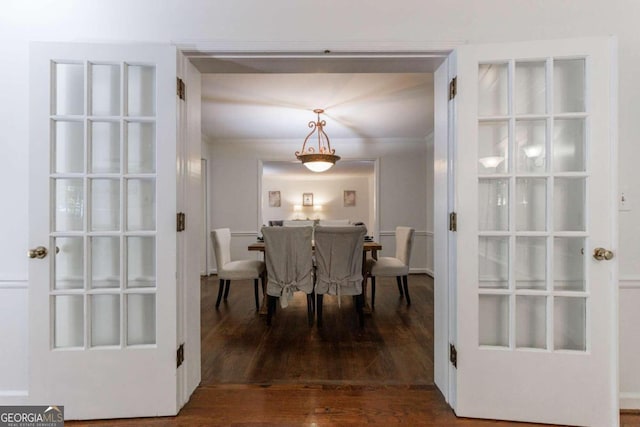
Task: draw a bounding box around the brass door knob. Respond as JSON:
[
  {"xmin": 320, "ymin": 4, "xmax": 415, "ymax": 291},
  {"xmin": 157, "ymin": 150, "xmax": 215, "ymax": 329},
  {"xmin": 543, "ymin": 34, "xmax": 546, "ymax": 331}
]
[
  {"xmin": 593, "ymin": 247, "xmax": 614, "ymax": 261},
  {"xmin": 28, "ymin": 246, "xmax": 48, "ymax": 259}
]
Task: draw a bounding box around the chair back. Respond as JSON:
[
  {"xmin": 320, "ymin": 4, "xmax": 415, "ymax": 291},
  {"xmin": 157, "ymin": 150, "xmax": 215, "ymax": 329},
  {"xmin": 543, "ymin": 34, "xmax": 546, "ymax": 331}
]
[
  {"xmin": 395, "ymin": 226, "xmax": 415, "ymax": 266},
  {"xmin": 314, "ymin": 225, "xmax": 367, "ymax": 297},
  {"xmin": 261, "ymin": 226, "xmax": 314, "ymax": 308},
  {"xmin": 211, "ymin": 228, "xmax": 232, "ymax": 270}
]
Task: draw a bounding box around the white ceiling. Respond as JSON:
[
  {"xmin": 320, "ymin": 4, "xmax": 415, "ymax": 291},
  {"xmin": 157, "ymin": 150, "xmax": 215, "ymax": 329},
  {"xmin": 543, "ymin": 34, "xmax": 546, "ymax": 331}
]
[
  {"xmin": 201, "ymin": 73, "xmax": 434, "ymax": 141},
  {"xmin": 198, "ymin": 55, "xmax": 439, "ymax": 176}
]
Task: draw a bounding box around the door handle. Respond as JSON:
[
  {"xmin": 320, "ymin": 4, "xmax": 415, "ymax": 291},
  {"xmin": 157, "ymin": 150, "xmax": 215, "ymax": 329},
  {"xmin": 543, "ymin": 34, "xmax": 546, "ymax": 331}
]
[
  {"xmin": 593, "ymin": 247, "xmax": 614, "ymax": 261},
  {"xmin": 28, "ymin": 246, "xmax": 48, "ymax": 259}
]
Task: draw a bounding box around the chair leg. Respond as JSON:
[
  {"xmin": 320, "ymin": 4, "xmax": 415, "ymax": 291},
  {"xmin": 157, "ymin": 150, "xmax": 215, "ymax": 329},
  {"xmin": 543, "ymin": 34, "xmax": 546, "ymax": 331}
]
[
  {"xmin": 371, "ymin": 276, "xmax": 376, "ymax": 310},
  {"xmin": 316, "ymin": 294, "xmax": 324, "ymax": 328},
  {"xmin": 396, "ymin": 276, "xmax": 404, "ymax": 297},
  {"xmin": 306, "ymin": 294, "xmax": 314, "ymax": 327},
  {"xmin": 267, "ymin": 295, "xmax": 277, "ymax": 326},
  {"xmin": 223, "ymin": 280, "xmax": 231, "ymax": 300},
  {"xmin": 402, "ymin": 275, "xmax": 411, "ymax": 306},
  {"xmin": 215, "ymin": 279, "xmax": 225, "ymax": 308},
  {"xmin": 356, "ymin": 294, "xmax": 365, "ymax": 329},
  {"xmin": 253, "ymin": 279, "xmax": 259, "ymax": 312}
]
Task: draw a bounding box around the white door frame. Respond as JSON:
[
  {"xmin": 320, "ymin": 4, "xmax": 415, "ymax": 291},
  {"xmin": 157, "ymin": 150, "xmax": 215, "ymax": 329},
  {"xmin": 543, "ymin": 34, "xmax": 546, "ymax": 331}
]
[{"xmin": 178, "ymin": 40, "xmax": 460, "ymax": 404}]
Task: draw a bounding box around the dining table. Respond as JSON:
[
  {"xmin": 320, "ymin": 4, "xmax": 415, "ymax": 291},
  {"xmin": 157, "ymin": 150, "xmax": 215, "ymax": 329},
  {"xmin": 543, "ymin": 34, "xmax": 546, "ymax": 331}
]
[{"xmin": 248, "ymin": 240, "xmax": 382, "ymax": 315}]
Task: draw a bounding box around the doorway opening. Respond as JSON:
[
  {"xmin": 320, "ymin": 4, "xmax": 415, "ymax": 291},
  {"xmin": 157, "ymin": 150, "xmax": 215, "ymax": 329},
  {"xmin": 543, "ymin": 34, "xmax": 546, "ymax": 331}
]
[{"xmin": 187, "ymin": 49, "xmax": 451, "ymax": 393}]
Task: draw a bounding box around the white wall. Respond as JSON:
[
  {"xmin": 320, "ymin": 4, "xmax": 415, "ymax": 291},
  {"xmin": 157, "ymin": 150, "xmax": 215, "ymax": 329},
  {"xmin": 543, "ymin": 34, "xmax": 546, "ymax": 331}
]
[
  {"xmin": 262, "ymin": 175, "xmax": 373, "ymax": 228},
  {"xmin": 207, "ymin": 137, "xmax": 429, "ymax": 274},
  {"xmin": 2, "ymin": 0, "xmax": 640, "ymax": 407}
]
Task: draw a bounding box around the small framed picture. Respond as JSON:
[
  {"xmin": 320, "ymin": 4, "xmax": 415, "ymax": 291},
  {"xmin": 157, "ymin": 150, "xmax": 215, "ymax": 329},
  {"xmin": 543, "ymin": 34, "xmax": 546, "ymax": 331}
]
[
  {"xmin": 302, "ymin": 193, "xmax": 314, "ymax": 206},
  {"xmin": 268, "ymin": 191, "xmax": 281, "ymax": 207},
  {"xmin": 344, "ymin": 190, "xmax": 356, "ymax": 207}
]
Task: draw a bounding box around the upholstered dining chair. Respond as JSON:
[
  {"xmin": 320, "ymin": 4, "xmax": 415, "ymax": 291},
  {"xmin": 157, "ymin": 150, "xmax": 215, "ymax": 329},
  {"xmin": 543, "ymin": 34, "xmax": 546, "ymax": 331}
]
[
  {"xmin": 210, "ymin": 228, "xmax": 265, "ymax": 311},
  {"xmin": 366, "ymin": 226, "xmax": 415, "ymax": 308},
  {"xmin": 261, "ymin": 226, "xmax": 314, "ymax": 326},
  {"xmin": 314, "ymin": 225, "xmax": 367, "ymax": 328}
]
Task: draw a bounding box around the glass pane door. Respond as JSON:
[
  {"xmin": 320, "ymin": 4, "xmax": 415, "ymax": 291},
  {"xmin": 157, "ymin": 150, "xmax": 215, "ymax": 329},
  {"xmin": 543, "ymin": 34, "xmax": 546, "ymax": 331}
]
[
  {"xmin": 476, "ymin": 58, "xmax": 588, "ymax": 352},
  {"xmin": 454, "ymin": 38, "xmax": 615, "ymax": 426},
  {"xmin": 52, "ymin": 60, "xmax": 157, "ymax": 349}
]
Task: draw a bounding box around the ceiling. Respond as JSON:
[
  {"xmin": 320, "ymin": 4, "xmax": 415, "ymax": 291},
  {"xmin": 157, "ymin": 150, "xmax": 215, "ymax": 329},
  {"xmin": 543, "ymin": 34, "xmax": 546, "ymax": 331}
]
[{"xmin": 197, "ymin": 55, "xmax": 440, "ymax": 176}]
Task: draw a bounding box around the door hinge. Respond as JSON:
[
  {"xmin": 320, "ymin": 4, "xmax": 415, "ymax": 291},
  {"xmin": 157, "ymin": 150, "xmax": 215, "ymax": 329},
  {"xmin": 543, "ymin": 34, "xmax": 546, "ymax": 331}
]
[
  {"xmin": 177, "ymin": 77, "xmax": 186, "ymax": 100},
  {"xmin": 449, "ymin": 76, "xmax": 457, "ymax": 100},
  {"xmin": 177, "ymin": 212, "xmax": 186, "ymax": 232},
  {"xmin": 177, "ymin": 343, "xmax": 185, "ymax": 368},
  {"xmin": 449, "ymin": 343, "xmax": 457, "ymax": 368},
  {"xmin": 449, "ymin": 212, "xmax": 457, "ymax": 232}
]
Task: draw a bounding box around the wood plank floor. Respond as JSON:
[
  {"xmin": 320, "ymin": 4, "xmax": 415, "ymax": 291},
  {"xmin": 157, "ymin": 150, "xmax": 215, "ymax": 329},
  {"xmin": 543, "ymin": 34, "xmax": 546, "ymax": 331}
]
[
  {"xmin": 67, "ymin": 274, "xmax": 640, "ymax": 426},
  {"xmin": 201, "ymin": 274, "xmax": 433, "ymax": 385}
]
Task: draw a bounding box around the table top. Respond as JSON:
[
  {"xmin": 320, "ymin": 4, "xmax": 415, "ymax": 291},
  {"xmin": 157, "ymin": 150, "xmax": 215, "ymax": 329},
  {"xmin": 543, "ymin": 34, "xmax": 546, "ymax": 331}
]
[{"xmin": 247, "ymin": 240, "xmax": 382, "ymax": 252}]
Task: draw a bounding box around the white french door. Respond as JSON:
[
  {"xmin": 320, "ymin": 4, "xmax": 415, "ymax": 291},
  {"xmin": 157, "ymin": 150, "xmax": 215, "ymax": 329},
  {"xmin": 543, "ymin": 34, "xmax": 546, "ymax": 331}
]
[
  {"xmin": 29, "ymin": 43, "xmax": 178, "ymax": 419},
  {"xmin": 454, "ymin": 38, "xmax": 617, "ymax": 426}
]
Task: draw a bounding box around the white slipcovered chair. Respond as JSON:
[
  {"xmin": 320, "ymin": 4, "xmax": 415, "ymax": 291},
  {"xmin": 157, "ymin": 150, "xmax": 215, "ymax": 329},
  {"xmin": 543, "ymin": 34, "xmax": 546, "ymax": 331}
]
[
  {"xmin": 261, "ymin": 226, "xmax": 314, "ymax": 326},
  {"xmin": 314, "ymin": 225, "xmax": 367, "ymax": 328},
  {"xmin": 366, "ymin": 226, "xmax": 415, "ymax": 308},
  {"xmin": 211, "ymin": 228, "xmax": 265, "ymax": 311}
]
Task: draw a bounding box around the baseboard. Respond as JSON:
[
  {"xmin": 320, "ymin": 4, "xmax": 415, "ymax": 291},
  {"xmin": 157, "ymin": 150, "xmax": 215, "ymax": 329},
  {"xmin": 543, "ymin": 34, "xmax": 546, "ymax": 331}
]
[
  {"xmin": 620, "ymin": 392, "xmax": 640, "ymax": 410},
  {"xmin": 0, "ymin": 390, "xmax": 28, "ymax": 397}
]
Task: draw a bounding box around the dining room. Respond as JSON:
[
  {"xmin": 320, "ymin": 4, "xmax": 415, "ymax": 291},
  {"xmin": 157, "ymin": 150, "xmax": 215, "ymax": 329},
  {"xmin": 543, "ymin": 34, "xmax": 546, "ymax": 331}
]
[{"xmin": 198, "ymin": 63, "xmax": 436, "ymax": 387}]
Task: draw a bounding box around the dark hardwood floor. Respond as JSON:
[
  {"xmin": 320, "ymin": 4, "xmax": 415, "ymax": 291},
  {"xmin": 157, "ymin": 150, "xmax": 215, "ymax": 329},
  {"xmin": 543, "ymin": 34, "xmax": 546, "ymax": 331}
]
[
  {"xmin": 67, "ymin": 274, "xmax": 640, "ymax": 426},
  {"xmin": 201, "ymin": 274, "xmax": 433, "ymax": 385}
]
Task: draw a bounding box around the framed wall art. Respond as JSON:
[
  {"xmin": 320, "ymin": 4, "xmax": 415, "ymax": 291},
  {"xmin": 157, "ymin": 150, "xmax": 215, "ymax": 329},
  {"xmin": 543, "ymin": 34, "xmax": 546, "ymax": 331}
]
[
  {"xmin": 268, "ymin": 191, "xmax": 281, "ymax": 207},
  {"xmin": 302, "ymin": 192, "xmax": 314, "ymax": 206},
  {"xmin": 344, "ymin": 190, "xmax": 356, "ymax": 207}
]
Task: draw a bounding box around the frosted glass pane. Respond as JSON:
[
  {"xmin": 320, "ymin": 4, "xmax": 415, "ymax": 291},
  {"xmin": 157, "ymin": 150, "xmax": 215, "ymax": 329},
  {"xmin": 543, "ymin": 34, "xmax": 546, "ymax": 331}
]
[
  {"xmin": 516, "ymin": 178, "xmax": 547, "ymax": 232},
  {"xmin": 127, "ymin": 237, "xmax": 155, "ymax": 288},
  {"xmin": 54, "ymin": 237, "xmax": 84, "ymax": 290},
  {"xmin": 479, "ymin": 63, "xmax": 508, "ymax": 117},
  {"xmin": 554, "ymin": 297, "xmax": 586, "ymax": 351},
  {"xmin": 54, "ymin": 121, "xmax": 84, "ymax": 173},
  {"xmin": 91, "ymin": 64, "xmax": 120, "ymax": 116},
  {"xmin": 90, "ymin": 179, "xmax": 120, "ymax": 231},
  {"xmin": 515, "ymin": 61, "xmax": 546, "ymax": 115},
  {"xmin": 553, "ymin": 119, "xmax": 585, "ymax": 172},
  {"xmin": 127, "ymin": 122, "xmax": 156, "ymax": 173},
  {"xmin": 516, "ymin": 237, "xmax": 547, "ymax": 290},
  {"xmin": 91, "ymin": 237, "xmax": 120, "ymax": 289},
  {"xmin": 91, "ymin": 294, "xmax": 120, "ymax": 347},
  {"xmin": 479, "ymin": 295, "xmax": 509, "ymax": 347},
  {"xmin": 90, "ymin": 121, "xmax": 120, "ymax": 173},
  {"xmin": 554, "ymin": 59, "xmax": 585, "ymax": 113},
  {"xmin": 554, "ymin": 178, "xmax": 585, "ymax": 231},
  {"xmin": 554, "ymin": 237, "xmax": 585, "ymax": 291},
  {"xmin": 127, "ymin": 294, "xmax": 156, "ymax": 345},
  {"xmin": 479, "ymin": 179, "xmax": 509, "ymax": 231},
  {"xmin": 478, "ymin": 121, "xmax": 508, "ymax": 174},
  {"xmin": 127, "ymin": 65, "xmax": 156, "ymax": 116},
  {"xmin": 127, "ymin": 179, "xmax": 155, "ymax": 231},
  {"xmin": 55, "ymin": 63, "xmax": 84, "ymax": 115},
  {"xmin": 54, "ymin": 295, "xmax": 84, "ymax": 348},
  {"xmin": 55, "ymin": 179, "xmax": 84, "ymax": 231},
  {"xmin": 515, "ymin": 120, "xmax": 546, "ymax": 173},
  {"xmin": 478, "ymin": 237, "xmax": 508, "ymax": 289},
  {"xmin": 516, "ymin": 296, "xmax": 547, "ymax": 349}
]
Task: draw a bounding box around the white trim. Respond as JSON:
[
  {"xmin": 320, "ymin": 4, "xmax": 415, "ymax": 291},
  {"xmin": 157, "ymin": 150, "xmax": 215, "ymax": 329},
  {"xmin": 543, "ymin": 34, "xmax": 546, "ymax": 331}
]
[
  {"xmin": 379, "ymin": 230, "xmax": 432, "ymax": 237},
  {"xmin": 620, "ymin": 393, "xmax": 640, "ymax": 410},
  {"xmin": 0, "ymin": 280, "xmax": 28, "ymax": 289},
  {"xmin": 0, "ymin": 391, "xmax": 28, "ymax": 397},
  {"xmin": 231, "ymin": 231, "xmax": 259, "ymax": 237},
  {"xmin": 177, "ymin": 41, "xmax": 463, "ymax": 56},
  {"xmin": 619, "ymin": 276, "xmax": 640, "ymax": 289}
]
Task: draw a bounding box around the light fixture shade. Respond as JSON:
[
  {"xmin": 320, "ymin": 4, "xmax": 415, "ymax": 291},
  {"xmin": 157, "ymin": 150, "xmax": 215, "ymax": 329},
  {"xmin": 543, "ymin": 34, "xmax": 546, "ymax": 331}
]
[{"xmin": 295, "ymin": 109, "xmax": 340, "ymax": 172}]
